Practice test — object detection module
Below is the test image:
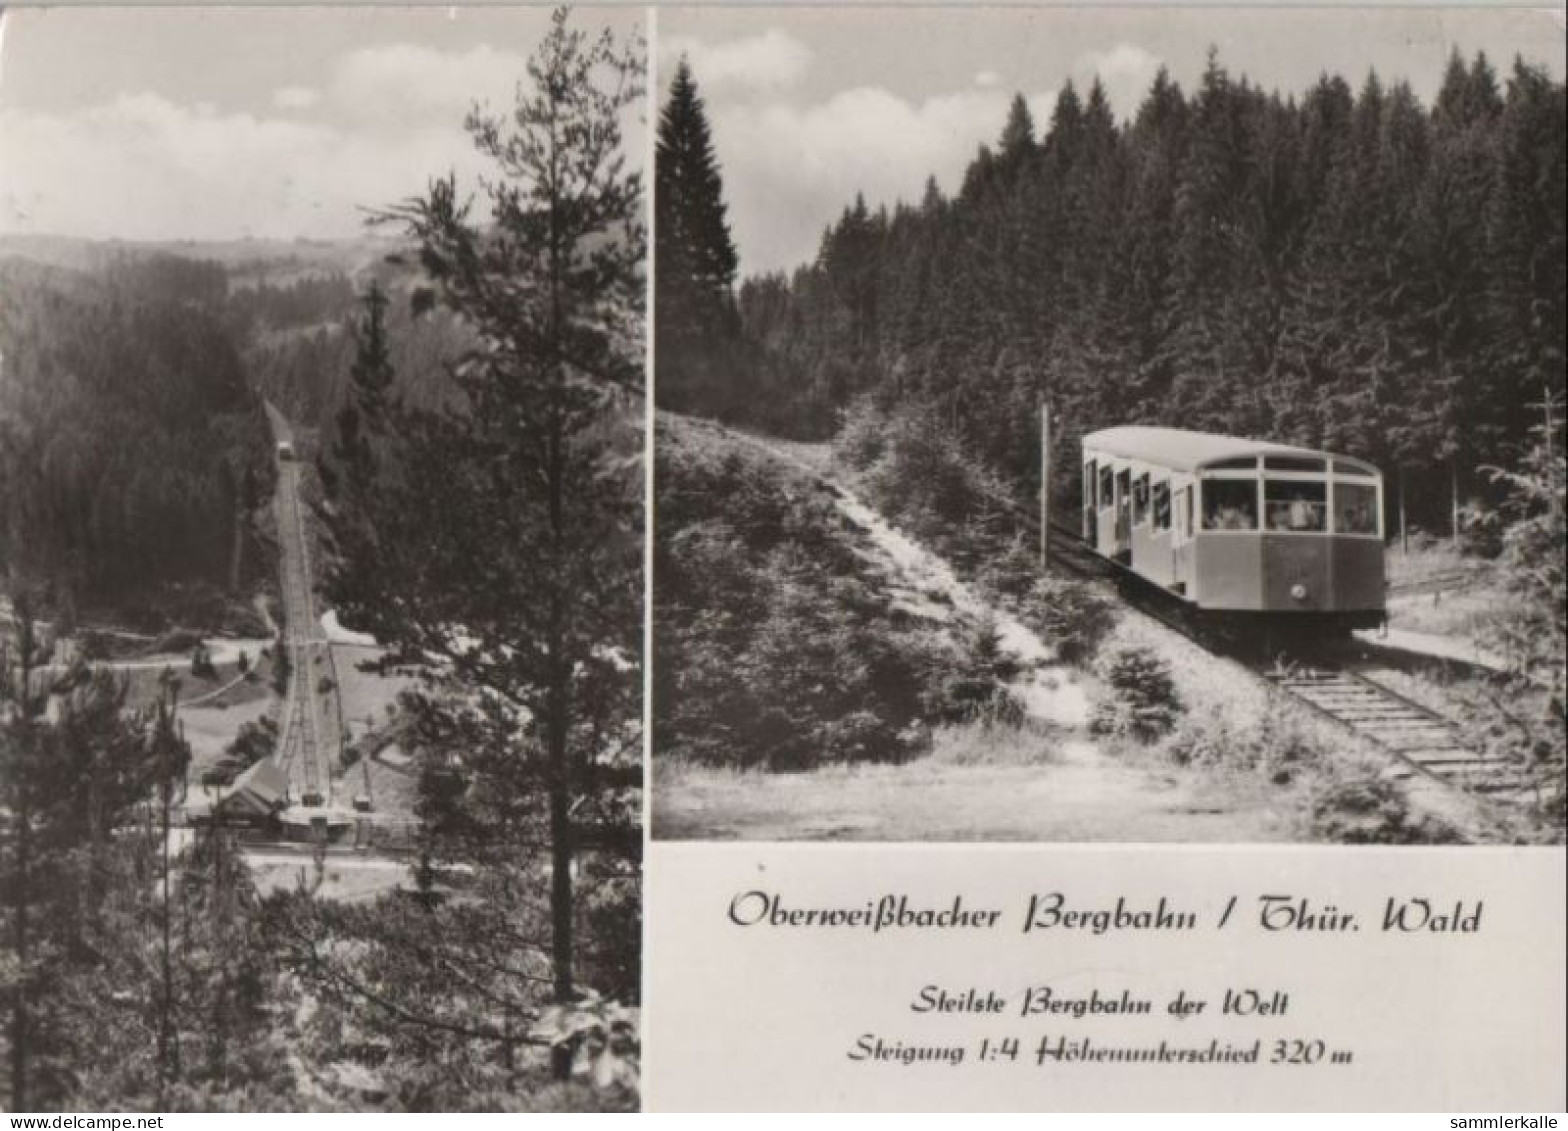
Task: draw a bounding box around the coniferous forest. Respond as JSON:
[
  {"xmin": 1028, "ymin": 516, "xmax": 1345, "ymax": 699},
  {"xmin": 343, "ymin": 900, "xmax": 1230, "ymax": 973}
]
[
  {"xmin": 0, "ymin": 256, "xmax": 277, "ymax": 624},
  {"xmin": 3, "ymin": 7, "xmax": 644, "ymax": 1111},
  {"xmin": 654, "ymin": 34, "xmax": 1565, "ymax": 846},
  {"xmin": 658, "ymin": 49, "xmax": 1566, "ymax": 534}
]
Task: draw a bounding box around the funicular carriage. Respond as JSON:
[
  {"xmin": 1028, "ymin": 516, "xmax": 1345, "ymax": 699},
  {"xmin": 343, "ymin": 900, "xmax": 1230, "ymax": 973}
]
[{"xmin": 1080, "ymin": 427, "xmax": 1386, "ymax": 635}]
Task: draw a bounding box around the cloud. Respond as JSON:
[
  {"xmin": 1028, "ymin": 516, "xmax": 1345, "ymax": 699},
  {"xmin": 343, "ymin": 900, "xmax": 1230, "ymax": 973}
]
[
  {"xmin": 323, "ymin": 42, "xmax": 529, "ymax": 128},
  {"xmin": 974, "ymin": 70, "xmax": 1001, "ymax": 89},
  {"xmin": 660, "ymin": 29, "xmax": 812, "ymax": 93},
  {"xmin": 1074, "ymin": 43, "xmax": 1164, "ymax": 121},
  {"xmin": 272, "ymin": 85, "xmax": 320, "ymax": 111},
  {"xmin": 0, "ymin": 40, "xmax": 645, "ymax": 242},
  {"xmin": 0, "ymin": 91, "xmax": 500, "ymax": 240},
  {"xmin": 710, "ymin": 85, "xmax": 1055, "ymax": 275}
]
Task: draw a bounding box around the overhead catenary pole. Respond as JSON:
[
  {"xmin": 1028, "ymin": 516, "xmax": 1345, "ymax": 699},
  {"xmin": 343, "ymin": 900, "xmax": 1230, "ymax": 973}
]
[
  {"xmin": 1451, "ymin": 460, "xmax": 1461, "ymax": 547},
  {"xmin": 1398, "ymin": 466, "xmax": 1409, "ymax": 556},
  {"xmin": 1040, "ymin": 402, "xmax": 1051, "ymax": 571}
]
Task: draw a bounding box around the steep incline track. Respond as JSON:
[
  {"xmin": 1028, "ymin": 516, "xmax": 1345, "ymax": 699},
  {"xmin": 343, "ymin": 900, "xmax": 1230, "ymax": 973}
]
[
  {"xmin": 1039, "ymin": 516, "xmax": 1519, "ymax": 799},
  {"xmin": 266, "ymin": 406, "xmax": 334, "ymax": 807}
]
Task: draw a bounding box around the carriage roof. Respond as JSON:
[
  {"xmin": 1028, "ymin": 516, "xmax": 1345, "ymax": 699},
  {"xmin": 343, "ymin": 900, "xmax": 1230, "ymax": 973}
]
[{"xmin": 1082, "ymin": 426, "xmax": 1373, "ymax": 475}]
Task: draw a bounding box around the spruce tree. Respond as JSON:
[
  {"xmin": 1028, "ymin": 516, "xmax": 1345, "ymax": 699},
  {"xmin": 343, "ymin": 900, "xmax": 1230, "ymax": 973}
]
[{"xmin": 655, "ymin": 57, "xmax": 740, "ymax": 413}]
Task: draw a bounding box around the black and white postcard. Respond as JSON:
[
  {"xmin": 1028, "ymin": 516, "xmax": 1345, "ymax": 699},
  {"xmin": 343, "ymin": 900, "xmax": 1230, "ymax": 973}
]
[{"xmin": 1, "ymin": 0, "xmax": 1564, "ymax": 1116}]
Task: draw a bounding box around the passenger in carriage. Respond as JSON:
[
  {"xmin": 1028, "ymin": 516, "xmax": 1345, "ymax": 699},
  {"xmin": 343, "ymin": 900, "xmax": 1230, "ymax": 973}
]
[
  {"xmin": 1203, "ymin": 479, "xmax": 1258, "ymax": 530},
  {"xmin": 1215, "ymin": 505, "xmax": 1251, "ymax": 530}
]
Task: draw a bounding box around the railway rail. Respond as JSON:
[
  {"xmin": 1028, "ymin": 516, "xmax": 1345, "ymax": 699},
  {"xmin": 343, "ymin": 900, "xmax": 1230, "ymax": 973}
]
[
  {"xmin": 891, "ymin": 454, "xmax": 1522, "ymax": 806},
  {"xmin": 273, "ymin": 439, "xmax": 333, "ymax": 807},
  {"xmin": 1033, "ymin": 515, "xmax": 1523, "ymax": 799}
]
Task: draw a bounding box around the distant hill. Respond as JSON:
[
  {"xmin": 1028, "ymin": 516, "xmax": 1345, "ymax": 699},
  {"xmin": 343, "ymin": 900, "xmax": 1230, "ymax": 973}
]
[{"xmin": 0, "ymin": 232, "xmax": 411, "ymax": 286}]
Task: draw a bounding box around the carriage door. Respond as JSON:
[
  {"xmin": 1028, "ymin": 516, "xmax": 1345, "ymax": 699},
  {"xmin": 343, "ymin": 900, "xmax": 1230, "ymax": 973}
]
[
  {"xmin": 1083, "ymin": 460, "xmax": 1097, "ymax": 547},
  {"xmin": 1114, "ymin": 468, "xmax": 1132, "ymax": 560},
  {"xmin": 1172, "ymin": 484, "xmax": 1194, "ymax": 595}
]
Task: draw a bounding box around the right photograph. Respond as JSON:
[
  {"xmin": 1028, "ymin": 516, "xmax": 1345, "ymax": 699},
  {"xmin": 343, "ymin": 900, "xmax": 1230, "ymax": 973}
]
[{"xmin": 650, "ymin": 6, "xmax": 1566, "ymax": 846}]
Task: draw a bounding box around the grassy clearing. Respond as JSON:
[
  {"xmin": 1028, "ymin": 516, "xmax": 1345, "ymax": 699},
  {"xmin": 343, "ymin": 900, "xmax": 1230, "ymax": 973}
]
[
  {"xmin": 332, "ymin": 644, "xmax": 418, "ymax": 745},
  {"xmin": 652, "ymin": 729, "xmax": 1310, "ymax": 842},
  {"xmin": 1384, "ymin": 539, "xmax": 1505, "ymax": 637}
]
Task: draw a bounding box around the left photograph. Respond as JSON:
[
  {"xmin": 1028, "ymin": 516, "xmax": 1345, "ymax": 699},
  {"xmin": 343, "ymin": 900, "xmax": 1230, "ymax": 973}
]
[{"xmin": 0, "ymin": 5, "xmax": 644, "ymax": 1112}]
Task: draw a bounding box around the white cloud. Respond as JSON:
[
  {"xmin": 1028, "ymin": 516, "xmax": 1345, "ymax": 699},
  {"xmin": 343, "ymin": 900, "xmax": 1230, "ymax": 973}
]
[
  {"xmin": 710, "ymin": 85, "xmax": 1055, "ymax": 275},
  {"xmin": 0, "ymin": 40, "xmax": 645, "ymax": 242},
  {"xmin": 974, "ymin": 70, "xmax": 1001, "ymax": 89},
  {"xmin": 0, "ymin": 91, "xmax": 500, "ymax": 240},
  {"xmin": 1074, "ymin": 43, "xmax": 1164, "ymax": 121},
  {"xmin": 272, "ymin": 85, "xmax": 320, "ymax": 111},
  {"xmin": 323, "ymin": 42, "xmax": 529, "ymax": 128},
  {"xmin": 660, "ymin": 29, "xmax": 812, "ymax": 93}
]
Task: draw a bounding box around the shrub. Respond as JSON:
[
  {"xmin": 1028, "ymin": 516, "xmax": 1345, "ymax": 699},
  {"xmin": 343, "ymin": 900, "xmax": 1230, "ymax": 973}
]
[
  {"xmin": 1022, "ymin": 578, "xmax": 1118, "ymax": 667},
  {"xmin": 1091, "ymin": 646, "xmax": 1183, "ymax": 743},
  {"xmin": 78, "ymin": 631, "xmax": 113, "ymax": 662},
  {"xmin": 851, "ymin": 403, "xmax": 1013, "ymax": 558},
  {"xmin": 190, "ymin": 640, "xmax": 217, "ymax": 679},
  {"xmin": 1311, "ymin": 778, "xmax": 1466, "ymax": 845},
  {"xmin": 833, "ymin": 395, "xmax": 890, "ymax": 472},
  {"xmin": 271, "ymin": 633, "xmax": 292, "ymax": 695},
  {"xmin": 925, "ymin": 617, "xmax": 1025, "ymax": 727},
  {"xmin": 974, "ymin": 536, "xmax": 1041, "ymax": 603}
]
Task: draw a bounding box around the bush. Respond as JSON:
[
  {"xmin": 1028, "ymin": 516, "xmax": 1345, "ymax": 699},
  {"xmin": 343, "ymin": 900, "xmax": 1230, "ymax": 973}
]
[
  {"xmin": 656, "ymin": 421, "xmax": 980, "ymax": 772},
  {"xmin": 974, "ymin": 536, "xmax": 1041, "ymax": 603},
  {"xmin": 1091, "ymin": 646, "xmax": 1183, "ymax": 743},
  {"xmin": 271, "ymin": 633, "xmax": 292, "ymax": 696},
  {"xmin": 190, "ymin": 641, "xmax": 217, "ymax": 679},
  {"xmin": 834, "ymin": 395, "xmax": 890, "ymax": 472},
  {"xmin": 207, "ymin": 715, "xmax": 280, "ymax": 785},
  {"xmin": 78, "ymin": 631, "xmax": 113, "ymax": 662},
  {"xmin": 1022, "ymin": 578, "xmax": 1118, "ymax": 668},
  {"xmin": 849, "ymin": 403, "xmax": 1014, "ymax": 559},
  {"xmin": 1311, "ymin": 778, "xmax": 1466, "ymax": 844},
  {"xmin": 925, "ymin": 617, "xmax": 1024, "ymax": 727}
]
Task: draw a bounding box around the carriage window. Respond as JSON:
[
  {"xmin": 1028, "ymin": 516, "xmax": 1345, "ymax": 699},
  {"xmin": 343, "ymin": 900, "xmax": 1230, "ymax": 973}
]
[
  {"xmin": 1180, "ymin": 487, "xmax": 1194, "ymax": 538},
  {"xmin": 1264, "ymin": 456, "xmax": 1327, "ymax": 472},
  {"xmin": 1265, "ymin": 479, "xmax": 1327, "ymax": 532},
  {"xmin": 1116, "ymin": 469, "xmax": 1130, "ymax": 512},
  {"xmin": 1335, "ymin": 482, "xmax": 1378, "ymax": 535},
  {"xmin": 1207, "ymin": 456, "xmax": 1258, "ymax": 471},
  {"xmin": 1098, "ymin": 465, "xmax": 1114, "ymax": 509},
  {"xmin": 1333, "ymin": 459, "xmax": 1377, "ymax": 479},
  {"xmin": 1085, "ymin": 460, "xmax": 1097, "ymax": 508},
  {"xmin": 1152, "ymin": 481, "xmax": 1171, "ymax": 532},
  {"xmin": 1132, "ymin": 474, "xmax": 1150, "ymax": 525},
  {"xmin": 1202, "ymin": 479, "xmax": 1258, "ymax": 530}
]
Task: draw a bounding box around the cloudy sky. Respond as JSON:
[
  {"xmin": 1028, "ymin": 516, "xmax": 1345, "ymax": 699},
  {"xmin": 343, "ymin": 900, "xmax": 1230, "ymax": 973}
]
[
  {"xmin": 658, "ymin": 7, "xmax": 1566, "ymax": 277},
  {"xmin": 0, "ymin": 6, "xmax": 644, "ymax": 242}
]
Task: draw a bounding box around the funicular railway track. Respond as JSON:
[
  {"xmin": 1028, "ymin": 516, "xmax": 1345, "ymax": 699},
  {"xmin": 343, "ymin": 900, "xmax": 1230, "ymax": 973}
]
[
  {"xmin": 1024, "ymin": 506, "xmax": 1514, "ymax": 800},
  {"xmin": 274, "ymin": 442, "xmax": 332, "ymax": 808}
]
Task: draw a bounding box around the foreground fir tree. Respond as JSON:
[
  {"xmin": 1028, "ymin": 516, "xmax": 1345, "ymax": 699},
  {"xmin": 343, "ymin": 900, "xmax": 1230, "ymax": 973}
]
[{"xmin": 311, "ymin": 6, "xmax": 644, "ymax": 1099}]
